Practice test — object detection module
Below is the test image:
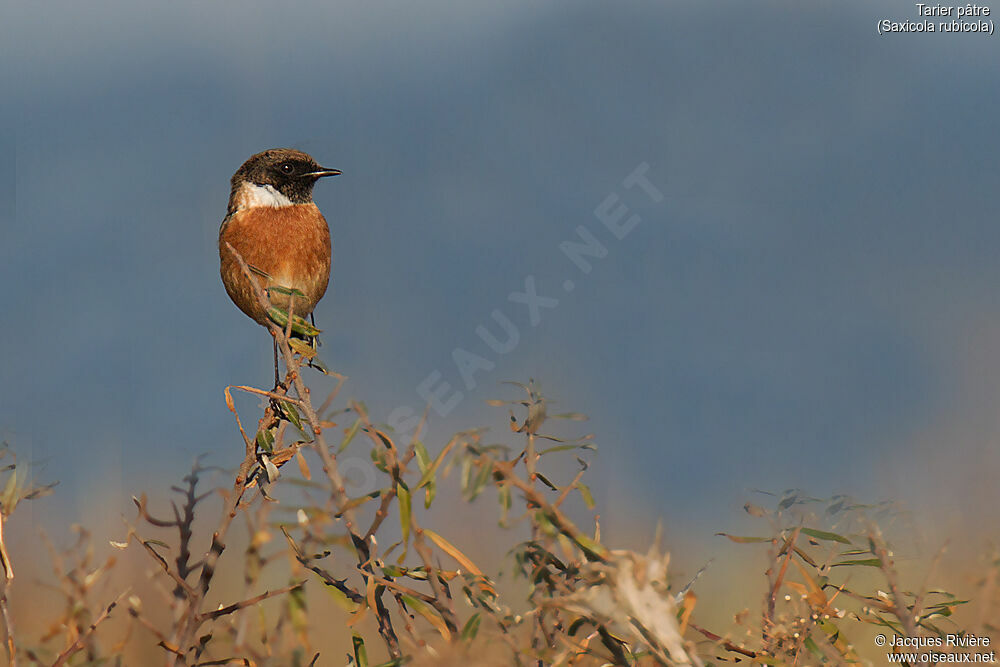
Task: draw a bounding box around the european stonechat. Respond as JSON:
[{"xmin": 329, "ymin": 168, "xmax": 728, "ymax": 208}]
[{"xmin": 219, "ymin": 148, "xmax": 340, "ymax": 369}]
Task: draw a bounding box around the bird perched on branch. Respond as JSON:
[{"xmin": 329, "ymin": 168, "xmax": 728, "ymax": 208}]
[{"xmin": 219, "ymin": 148, "xmax": 340, "ymax": 381}]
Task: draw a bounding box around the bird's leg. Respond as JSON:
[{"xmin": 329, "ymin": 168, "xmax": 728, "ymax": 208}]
[
  {"xmin": 273, "ymin": 337, "xmax": 280, "ymax": 390},
  {"xmin": 269, "ymin": 336, "xmax": 284, "ymax": 414},
  {"xmin": 304, "ymin": 313, "xmax": 321, "ymax": 371}
]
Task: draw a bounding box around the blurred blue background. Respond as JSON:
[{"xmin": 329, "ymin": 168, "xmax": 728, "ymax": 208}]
[{"xmin": 3, "ymin": 0, "xmax": 999, "ymax": 557}]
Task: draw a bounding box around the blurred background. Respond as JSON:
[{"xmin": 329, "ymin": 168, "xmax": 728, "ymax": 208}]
[{"xmin": 3, "ymin": 0, "xmax": 1000, "ymax": 644}]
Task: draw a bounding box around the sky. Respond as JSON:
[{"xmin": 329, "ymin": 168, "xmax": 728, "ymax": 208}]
[{"xmin": 3, "ymin": 0, "xmax": 1000, "ymax": 573}]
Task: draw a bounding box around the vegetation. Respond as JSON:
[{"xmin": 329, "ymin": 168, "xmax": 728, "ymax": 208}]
[{"xmin": 0, "ymin": 264, "xmax": 995, "ymax": 665}]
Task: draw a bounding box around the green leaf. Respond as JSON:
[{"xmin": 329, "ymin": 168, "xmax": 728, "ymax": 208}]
[
  {"xmin": 460, "ymin": 456, "xmax": 472, "ymax": 494},
  {"xmin": 424, "ymin": 479, "xmax": 436, "ymax": 509},
  {"xmin": 801, "ymin": 527, "xmax": 852, "ymax": 544},
  {"xmin": 335, "ymin": 490, "xmax": 382, "ymax": 517},
  {"xmin": 414, "ymin": 441, "xmax": 431, "ymax": 472},
  {"xmin": 256, "ymin": 427, "xmax": 275, "ymax": 454},
  {"xmin": 535, "ymin": 473, "xmax": 558, "ymax": 491},
  {"xmin": 267, "ymin": 285, "xmax": 308, "ymax": 299},
  {"xmin": 280, "ymin": 401, "xmax": 303, "ymax": 431},
  {"xmin": 266, "ymin": 307, "xmax": 322, "ymax": 337},
  {"xmin": 498, "ymin": 484, "xmax": 511, "ymax": 525},
  {"xmin": 832, "ymin": 558, "xmax": 882, "ymax": 568},
  {"xmin": 927, "ymin": 597, "xmax": 970, "ymax": 608},
  {"xmin": 398, "ymin": 483, "xmax": 412, "ymax": 547},
  {"xmin": 338, "ymin": 418, "xmax": 362, "ymax": 454},
  {"xmin": 461, "ymin": 612, "xmax": 482, "ymax": 641},
  {"xmin": 577, "ymin": 483, "xmax": 595, "ymax": 509},
  {"xmin": 352, "ymin": 633, "xmax": 368, "ymax": 667},
  {"xmin": 803, "ymin": 635, "xmax": 823, "ymax": 659},
  {"xmin": 467, "ymin": 461, "xmax": 492, "ymax": 501},
  {"xmin": 538, "ymin": 443, "xmax": 597, "ymax": 454},
  {"xmin": 370, "ymin": 447, "xmax": 389, "ymax": 473},
  {"xmin": 309, "ymin": 356, "xmax": 330, "ymax": 374},
  {"xmin": 415, "ymin": 440, "xmax": 457, "ymax": 490},
  {"xmin": 715, "ymin": 533, "xmax": 772, "ymax": 543},
  {"xmin": 793, "ymin": 546, "xmax": 818, "ymax": 567},
  {"xmin": 400, "ymin": 594, "xmax": 451, "ymax": 639},
  {"xmin": 839, "ymin": 548, "xmax": 870, "ymax": 556},
  {"xmin": 571, "ymin": 532, "xmax": 608, "ymax": 560},
  {"xmin": 287, "ymin": 337, "xmax": 317, "ymax": 359}
]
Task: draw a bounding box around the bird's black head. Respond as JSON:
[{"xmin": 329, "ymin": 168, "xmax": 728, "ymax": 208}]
[{"xmin": 230, "ymin": 148, "xmax": 341, "ymax": 206}]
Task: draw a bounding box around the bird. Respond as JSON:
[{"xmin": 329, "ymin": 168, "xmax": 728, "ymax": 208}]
[{"xmin": 219, "ymin": 148, "xmax": 340, "ymax": 383}]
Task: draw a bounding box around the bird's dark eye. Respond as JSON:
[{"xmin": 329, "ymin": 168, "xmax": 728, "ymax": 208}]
[{"xmin": 279, "ymin": 162, "xmax": 296, "ymax": 175}]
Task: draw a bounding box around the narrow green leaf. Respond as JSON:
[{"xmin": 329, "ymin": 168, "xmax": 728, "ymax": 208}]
[
  {"xmin": 715, "ymin": 533, "xmax": 772, "ymax": 543},
  {"xmin": 400, "ymin": 594, "xmax": 451, "ymax": 638},
  {"xmin": 832, "ymin": 558, "xmax": 882, "ymax": 567},
  {"xmin": 461, "ymin": 612, "xmax": 482, "ymax": 641},
  {"xmin": 281, "ymin": 401, "xmax": 303, "ymax": 431},
  {"xmin": 267, "ymin": 285, "xmax": 307, "ymax": 299},
  {"xmin": 538, "ymin": 443, "xmax": 595, "ymax": 454},
  {"xmin": 414, "ymin": 441, "xmax": 431, "ymax": 472},
  {"xmin": 577, "ymin": 483, "xmax": 595, "ymax": 509},
  {"xmin": 256, "ymin": 428, "xmax": 275, "ymax": 454},
  {"xmin": 839, "ymin": 548, "xmax": 870, "ymax": 556},
  {"xmin": 801, "ymin": 527, "xmax": 852, "ymax": 544},
  {"xmin": 352, "ymin": 633, "xmax": 368, "ymax": 667},
  {"xmin": 287, "ymin": 337, "xmax": 317, "ymax": 359},
  {"xmin": 460, "ymin": 456, "xmax": 472, "ymax": 494},
  {"xmin": 398, "ymin": 483, "xmax": 412, "ymax": 547},
  {"xmin": 803, "ymin": 635, "xmax": 823, "ymax": 659},
  {"xmin": 498, "ymin": 484, "xmax": 511, "ymax": 525},
  {"xmin": 467, "ymin": 461, "xmax": 491, "ymax": 501},
  {"xmin": 338, "ymin": 418, "xmax": 362, "ymax": 454},
  {"xmin": 424, "ymin": 479, "xmax": 436, "ymax": 509},
  {"xmin": 535, "ymin": 473, "xmax": 558, "ymax": 491},
  {"xmin": 266, "ymin": 307, "xmax": 322, "ymax": 337},
  {"xmin": 793, "ymin": 546, "xmax": 818, "ymax": 567},
  {"xmin": 335, "ymin": 490, "xmax": 382, "ymax": 517},
  {"xmin": 572, "ymin": 532, "xmax": 608, "ymax": 560},
  {"xmin": 415, "ymin": 440, "xmax": 457, "ymax": 490}
]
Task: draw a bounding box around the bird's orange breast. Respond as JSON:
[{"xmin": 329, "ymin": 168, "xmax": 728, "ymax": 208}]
[{"xmin": 219, "ymin": 203, "xmax": 332, "ymax": 326}]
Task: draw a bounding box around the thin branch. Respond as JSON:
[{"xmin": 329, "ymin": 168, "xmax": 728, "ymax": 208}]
[
  {"xmin": 196, "ymin": 581, "xmax": 305, "ymax": 622},
  {"xmin": 229, "ymin": 385, "xmax": 307, "ymax": 406},
  {"xmin": 492, "ymin": 460, "xmax": 607, "ymax": 563},
  {"xmin": 133, "ymin": 536, "xmax": 197, "ymax": 598},
  {"xmin": 688, "ymin": 622, "xmax": 757, "ymax": 659},
  {"xmin": 280, "ymin": 527, "xmax": 363, "ymax": 604},
  {"xmin": 0, "ymin": 581, "xmax": 14, "ymax": 667},
  {"xmin": 411, "ymin": 524, "xmax": 460, "ymax": 635},
  {"xmin": 869, "ymin": 529, "xmax": 918, "ymax": 636},
  {"xmin": 50, "ymin": 590, "xmax": 129, "ymax": 667}
]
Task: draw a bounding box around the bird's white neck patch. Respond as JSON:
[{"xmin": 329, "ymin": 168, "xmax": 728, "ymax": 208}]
[{"xmin": 238, "ymin": 183, "xmax": 295, "ymax": 209}]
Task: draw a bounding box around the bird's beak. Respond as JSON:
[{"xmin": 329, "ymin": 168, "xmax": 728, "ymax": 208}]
[{"xmin": 304, "ymin": 167, "xmax": 342, "ymax": 178}]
